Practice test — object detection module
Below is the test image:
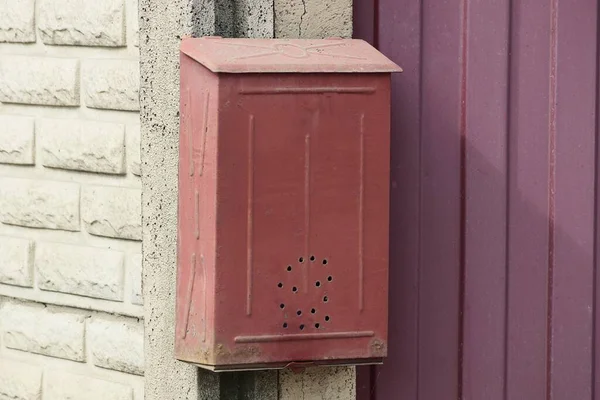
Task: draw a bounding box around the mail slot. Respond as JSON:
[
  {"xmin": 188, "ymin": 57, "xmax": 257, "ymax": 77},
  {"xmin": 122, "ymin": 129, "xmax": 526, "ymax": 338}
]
[{"xmin": 176, "ymin": 37, "xmax": 401, "ymax": 371}]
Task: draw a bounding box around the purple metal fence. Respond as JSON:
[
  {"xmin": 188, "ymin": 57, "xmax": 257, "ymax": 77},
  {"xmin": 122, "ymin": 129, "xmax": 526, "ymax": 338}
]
[{"xmin": 355, "ymin": 0, "xmax": 600, "ymax": 398}]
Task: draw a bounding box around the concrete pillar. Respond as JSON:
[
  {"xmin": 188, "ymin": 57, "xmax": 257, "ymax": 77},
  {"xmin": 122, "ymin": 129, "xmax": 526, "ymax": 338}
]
[
  {"xmin": 140, "ymin": 0, "xmax": 355, "ymax": 398},
  {"xmin": 139, "ymin": 2, "xmax": 218, "ymax": 397},
  {"xmin": 140, "ymin": 0, "xmax": 273, "ymax": 398}
]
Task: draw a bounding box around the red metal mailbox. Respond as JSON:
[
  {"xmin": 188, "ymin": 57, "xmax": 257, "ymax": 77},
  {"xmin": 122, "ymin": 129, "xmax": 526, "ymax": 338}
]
[{"xmin": 176, "ymin": 37, "xmax": 401, "ymax": 371}]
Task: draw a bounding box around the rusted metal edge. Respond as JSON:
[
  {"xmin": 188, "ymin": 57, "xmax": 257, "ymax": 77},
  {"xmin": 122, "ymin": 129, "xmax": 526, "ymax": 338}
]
[{"xmin": 188, "ymin": 357, "xmax": 384, "ymax": 372}]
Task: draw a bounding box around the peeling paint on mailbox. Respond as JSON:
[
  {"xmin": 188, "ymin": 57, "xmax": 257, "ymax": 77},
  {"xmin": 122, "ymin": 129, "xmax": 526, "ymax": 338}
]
[{"xmin": 176, "ymin": 37, "xmax": 401, "ymax": 371}]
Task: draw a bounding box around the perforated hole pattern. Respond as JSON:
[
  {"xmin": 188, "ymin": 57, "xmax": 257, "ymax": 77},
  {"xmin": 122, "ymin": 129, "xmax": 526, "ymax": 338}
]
[{"xmin": 277, "ymin": 255, "xmax": 332, "ymax": 331}]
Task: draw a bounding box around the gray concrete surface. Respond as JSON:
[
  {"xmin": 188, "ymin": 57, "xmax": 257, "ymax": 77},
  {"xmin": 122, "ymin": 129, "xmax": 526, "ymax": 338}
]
[
  {"xmin": 139, "ymin": 0, "xmax": 275, "ymax": 399},
  {"xmin": 274, "ymin": 0, "xmax": 352, "ymax": 38},
  {"xmin": 280, "ymin": 367, "xmax": 356, "ymax": 399},
  {"xmin": 139, "ymin": 0, "xmax": 217, "ymax": 399}
]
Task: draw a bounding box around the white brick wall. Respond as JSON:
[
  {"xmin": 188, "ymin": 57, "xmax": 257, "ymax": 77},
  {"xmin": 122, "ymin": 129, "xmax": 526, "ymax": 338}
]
[
  {"xmin": 82, "ymin": 185, "xmax": 142, "ymax": 240},
  {"xmin": 0, "ymin": 0, "xmax": 36, "ymax": 43},
  {"xmin": 39, "ymin": 119, "xmax": 126, "ymax": 175},
  {"xmin": 1, "ymin": 302, "xmax": 86, "ymax": 361},
  {"xmin": 0, "ymin": 0, "xmax": 143, "ymax": 397},
  {"xmin": 88, "ymin": 316, "xmax": 145, "ymax": 375},
  {"xmin": 83, "ymin": 59, "xmax": 140, "ymax": 111},
  {"xmin": 38, "ymin": 0, "xmax": 126, "ymax": 47},
  {"xmin": 0, "ymin": 236, "xmax": 34, "ymax": 287},
  {"xmin": 130, "ymin": 254, "xmax": 143, "ymax": 305},
  {"xmin": 0, "ymin": 115, "xmax": 35, "ymax": 165},
  {"xmin": 45, "ymin": 370, "xmax": 134, "ymax": 400},
  {"xmin": 0, "ymin": 56, "xmax": 80, "ymax": 106},
  {"xmin": 0, "ymin": 359, "xmax": 43, "ymax": 400},
  {"xmin": 0, "ymin": 177, "xmax": 80, "ymax": 231},
  {"xmin": 36, "ymin": 242, "xmax": 125, "ymax": 301}
]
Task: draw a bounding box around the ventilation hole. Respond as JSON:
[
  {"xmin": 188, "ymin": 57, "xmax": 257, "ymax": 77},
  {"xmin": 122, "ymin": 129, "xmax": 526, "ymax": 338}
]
[
  {"xmin": 325, "ymin": 316, "xmax": 330, "ymax": 322},
  {"xmin": 280, "ymin": 303, "xmax": 285, "ymax": 309},
  {"xmin": 299, "ymin": 324, "xmax": 305, "ymax": 330},
  {"xmin": 311, "ymin": 308, "xmax": 316, "ymax": 314},
  {"xmin": 278, "ymin": 282, "xmax": 283, "ymax": 288},
  {"xmin": 283, "ymin": 322, "xmax": 288, "ymax": 328},
  {"xmin": 315, "ymin": 323, "xmax": 320, "ymax": 329},
  {"xmin": 322, "ymin": 259, "xmax": 328, "ymax": 265},
  {"xmin": 299, "ymin": 257, "xmax": 304, "ymax": 263},
  {"xmin": 323, "ymin": 296, "xmax": 329, "ymax": 303},
  {"xmin": 310, "ymin": 255, "xmax": 315, "ymax": 261},
  {"xmin": 292, "ymin": 286, "xmax": 298, "ymax": 293},
  {"xmin": 315, "ymin": 281, "xmax": 321, "ymax": 287},
  {"xmin": 327, "ymin": 276, "xmax": 333, "ymax": 282},
  {"xmin": 287, "ymin": 266, "xmax": 292, "ymax": 271},
  {"xmin": 297, "ymin": 310, "xmax": 302, "ymax": 316}
]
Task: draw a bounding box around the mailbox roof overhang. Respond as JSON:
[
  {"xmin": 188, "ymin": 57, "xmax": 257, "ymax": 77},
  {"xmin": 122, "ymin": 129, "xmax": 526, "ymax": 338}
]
[{"xmin": 180, "ymin": 37, "xmax": 402, "ymax": 74}]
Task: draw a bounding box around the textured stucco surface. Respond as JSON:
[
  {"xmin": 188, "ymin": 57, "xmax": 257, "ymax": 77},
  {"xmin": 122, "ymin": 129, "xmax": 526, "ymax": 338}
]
[
  {"xmin": 139, "ymin": 0, "xmax": 274, "ymax": 399},
  {"xmin": 274, "ymin": 0, "xmax": 352, "ymax": 38},
  {"xmin": 279, "ymin": 367, "xmax": 356, "ymax": 400},
  {"xmin": 139, "ymin": 0, "xmax": 207, "ymax": 398}
]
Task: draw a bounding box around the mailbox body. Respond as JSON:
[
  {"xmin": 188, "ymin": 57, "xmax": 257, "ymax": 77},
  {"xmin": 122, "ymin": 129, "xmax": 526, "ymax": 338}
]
[{"xmin": 176, "ymin": 38, "xmax": 400, "ymax": 371}]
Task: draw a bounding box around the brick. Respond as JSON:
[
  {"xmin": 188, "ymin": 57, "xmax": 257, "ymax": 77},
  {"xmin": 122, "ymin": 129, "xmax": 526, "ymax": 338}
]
[
  {"xmin": 0, "ymin": 115, "xmax": 35, "ymax": 165},
  {"xmin": 0, "ymin": 0, "xmax": 35, "ymax": 43},
  {"xmin": 0, "ymin": 302, "xmax": 85, "ymax": 361},
  {"xmin": 88, "ymin": 317, "xmax": 144, "ymax": 375},
  {"xmin": 40, "ymin": 118, "xmax": 126, "ymax": 174},
  {"xmin": 0, "ymin": 56, "xmax": 79, "ymax": 106},
  {"xmin": 82, "ymin": 186, "xmax": 141, "ymax": 240},
  {"xmin": 83, "ymin": 59, "xmax": 140, "ymax": 111},
  {"xmin": 0, "ymin": 359, "xmax": 42, "ymax": 400},
  {"xmin": 128, "ymin": 124, "xmax": 141, "ymax": 176},
  {"xmin": 0, "ymin": 236, "xmax": 34, "ymax": 287},
  {"xmin": 36, "ymin": 242, "xmax": 125, "ymax": 301},
  {"xmin": 0, "ymin": 178, "xmax": 80, "ymax": 231},
  {"xmin": 38, "ymin": 0, "xmax": 125, "ymax": 47},
  {"xmin": 131, "ymin": 0, "xmax": 139, "ymax": 47},
  {"xmin": 45, "ymin": 371, "xmax": 133, "ymax": 400},
  {"xmin": 130, "ymin": 254, "xmax": 143, "ymax": 305}
]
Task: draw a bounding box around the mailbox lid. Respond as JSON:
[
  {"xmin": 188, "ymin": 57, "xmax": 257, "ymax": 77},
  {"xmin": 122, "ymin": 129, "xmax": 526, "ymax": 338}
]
[{"xmin": 180, "ymin": 37, "xmax": 402, "ymax": 74}]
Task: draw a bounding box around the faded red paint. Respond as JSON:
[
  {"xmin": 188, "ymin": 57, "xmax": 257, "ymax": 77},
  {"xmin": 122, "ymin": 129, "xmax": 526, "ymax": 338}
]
[{"xmin": 176, "ymin": 37, "xmax": 401, "ymax": 371}]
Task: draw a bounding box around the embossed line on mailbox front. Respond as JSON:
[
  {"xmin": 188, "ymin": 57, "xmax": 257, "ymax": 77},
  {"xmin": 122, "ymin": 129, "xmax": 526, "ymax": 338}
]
[
  {"xmin": 194, "ymin": 190, "xmax": 200, "ymax": 240},
  {"xmin": 303, "ymin": 114, "xmax": 315, "ymax": 294},
  {"xmin": 359, "ymin": 113, "xmax": 365, "ymax": 312},
  {"xmin": 185, "ymin": 88, "xmax": 194, "ymax": 177},
  {"xmin": 189, "ymin": 91, "xmax": 210, "ymax": 177},
  {"xmin": 182, "ymin": 253, "xmax": 197, "ymax": 339},
  {"xmin": 239, "ymin": 87, "xmax": 376, "ymax": 95},
  {"xmin": 182, "ymin": 253, "xmax": 207, "ymax": 342},
  {"xmin": 199, "ymin": 91, "xmax": 210, "ymax": 176},
  {"xmin": 234, "ymin": 331, "xmax": 375, "ymax": 343},
  {"xmin": 246, "ymin": 114, "xmax": 255, "ymax": 316}
]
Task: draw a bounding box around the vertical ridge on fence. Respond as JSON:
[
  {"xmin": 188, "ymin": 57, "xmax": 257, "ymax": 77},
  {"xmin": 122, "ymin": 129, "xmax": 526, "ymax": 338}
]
[{"xmin": 355, "ymin": 1, "xmax": 600, "ymax": 399}]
